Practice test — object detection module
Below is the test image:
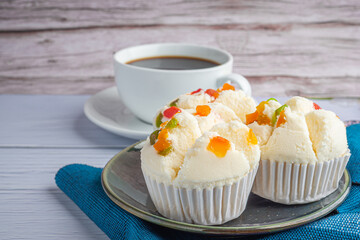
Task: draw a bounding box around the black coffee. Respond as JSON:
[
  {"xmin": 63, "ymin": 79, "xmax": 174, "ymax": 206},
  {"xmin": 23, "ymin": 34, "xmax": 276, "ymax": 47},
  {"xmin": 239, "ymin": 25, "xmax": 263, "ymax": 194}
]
[{"xmin": 126, "ymin": 56, "xmax": 219, "ymax": 70}]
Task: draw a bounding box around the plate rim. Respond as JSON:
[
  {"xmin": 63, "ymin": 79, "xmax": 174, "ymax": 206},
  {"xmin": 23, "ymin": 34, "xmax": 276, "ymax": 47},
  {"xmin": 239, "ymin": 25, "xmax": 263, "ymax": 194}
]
[
  {"xmin": 101, "ymin": 141, "xmax": 351, "ymax": 235},
  {"xmin": 83, "ymin": 86, "xmax": 152, "ymax": 139}
]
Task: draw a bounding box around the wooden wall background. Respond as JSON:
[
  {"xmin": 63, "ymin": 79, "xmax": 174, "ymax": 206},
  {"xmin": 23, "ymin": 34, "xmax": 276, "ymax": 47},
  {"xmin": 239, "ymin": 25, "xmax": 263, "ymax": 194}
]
[{"xmin": 0, "ymin": 0, "xmax": 359, "ymax": 97}]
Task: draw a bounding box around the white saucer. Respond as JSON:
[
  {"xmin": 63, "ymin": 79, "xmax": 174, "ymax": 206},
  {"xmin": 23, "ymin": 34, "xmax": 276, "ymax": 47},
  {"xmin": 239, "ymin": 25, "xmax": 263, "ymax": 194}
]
[{"xmin": 84, "ymin": 87, "xmax": 153, "ymax": 140}]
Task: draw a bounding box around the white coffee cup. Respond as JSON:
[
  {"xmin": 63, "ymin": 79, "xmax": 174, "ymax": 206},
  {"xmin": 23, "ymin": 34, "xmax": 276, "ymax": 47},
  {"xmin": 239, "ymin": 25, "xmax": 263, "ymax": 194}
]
[{"xmin": 114, "ymin": 43, "xmax": 251, "ymax": 123}]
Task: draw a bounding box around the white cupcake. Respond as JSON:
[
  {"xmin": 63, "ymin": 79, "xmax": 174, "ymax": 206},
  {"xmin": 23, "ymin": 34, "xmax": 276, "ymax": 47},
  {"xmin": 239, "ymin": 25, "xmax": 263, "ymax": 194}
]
[
  {"xmin": 252, "ymin": 101, "xmax": 350, "ymax": 204},
  {"xmin": 141, "ymin": 120, "xmax": 260, "ymax": 225}
]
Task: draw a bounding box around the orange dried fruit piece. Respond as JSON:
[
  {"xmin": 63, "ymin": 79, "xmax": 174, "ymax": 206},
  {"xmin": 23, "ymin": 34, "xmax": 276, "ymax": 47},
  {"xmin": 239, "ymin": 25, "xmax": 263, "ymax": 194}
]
[
  {"xmin": 207, "ymin": 136, "xmax": 231, "ymax": 158},
  {"xmin": 276, "ymin": 110, "xmax": 287, "ymax": 127},
  {"xmin": 256, "ymin": 101, "xmax": 267, "ymax": 113},
  {"xmin": 217, "ymin": 83, "xmax": 235, "ymax": 92},
  {"xmin": 252, "ymin": 101, "xmax": 271, "ymax": 125},
  {"xmin": 195, "ymin": 105, "xmax": 211, "ymax": 117},
  {"xmin": 205, "ymin": 89, "xmax": 219, "ymax": 99},
  {"xmin": 160, "ymin": 121, "xmax": 168, "ymax": 128},
  {"xmin": 247, "ymin": 129, "xmax": 258, "ymax": 145},
  {"xmin": 246, "ymin": 111, "xmax": 259, "ymax": 125},
  {"xmin": 153, "ymin": 128, "xmax": 172, "ymax": 156},
  {"xmin": 256, "ymin": 114, "xmax": 271, "ymax": 125}
]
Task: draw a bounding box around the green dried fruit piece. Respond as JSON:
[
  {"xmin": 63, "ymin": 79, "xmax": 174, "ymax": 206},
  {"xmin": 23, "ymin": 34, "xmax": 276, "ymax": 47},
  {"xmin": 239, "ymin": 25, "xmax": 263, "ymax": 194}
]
[
  {"xmin": 272, "ymin": 104, "xmax": 288, "ymax": 126},
  {"xmin": 149, "ymin": 130, "xmax": 160, "ymax": 145},
  {"xmin": 169, "ymin": 99, "xmax": 179, "ymax": 107},
  {"xmin": 155, "ymin": 113, "xmax": 163, "ymax": 128},
  {"xmin": 266, "ymin": 98, "xmax": 278, "ymax": 102},
  {"xmin": 158, "ymin": 146, "xmax": 173, "ymax": 156},
  {"xmin": 165, "ymin": 118, "xmax": 178, "ymax": 129}
]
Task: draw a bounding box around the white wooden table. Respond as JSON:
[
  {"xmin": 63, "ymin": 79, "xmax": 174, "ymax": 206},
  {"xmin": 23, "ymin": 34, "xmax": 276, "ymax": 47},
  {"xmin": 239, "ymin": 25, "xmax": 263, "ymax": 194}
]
[{"xmin": 1, "ymin": 93, "xmax": 359, "ymax": 239}]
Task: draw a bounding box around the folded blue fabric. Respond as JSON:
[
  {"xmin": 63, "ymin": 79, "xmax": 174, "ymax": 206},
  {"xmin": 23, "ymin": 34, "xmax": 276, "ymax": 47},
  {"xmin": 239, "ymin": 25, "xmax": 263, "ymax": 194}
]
[{"xmin": 55, "ymin": 124, "xmax": 360, "ymax": 240}]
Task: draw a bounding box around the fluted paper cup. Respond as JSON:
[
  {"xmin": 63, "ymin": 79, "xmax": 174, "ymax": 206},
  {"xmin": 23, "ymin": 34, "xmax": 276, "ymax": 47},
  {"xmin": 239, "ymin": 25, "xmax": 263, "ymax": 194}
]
[
  {"xmin": 143, "ymin": 164, "xmax": 258, "ymax": 225},
  {"xmin": 252, "ymin": 152, "xmax": 350, "ymax": 204}
]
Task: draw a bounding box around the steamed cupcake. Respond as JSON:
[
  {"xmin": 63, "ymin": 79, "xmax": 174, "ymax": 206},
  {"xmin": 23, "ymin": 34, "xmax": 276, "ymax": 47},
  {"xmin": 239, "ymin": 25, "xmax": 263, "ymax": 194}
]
[
  {"xmin": 141, "ymin": 120, "xmax": 260, "ymax": 225},
  {"xmin": 251, "ymin": 98, "xmax": 350, "ymax": 204}
]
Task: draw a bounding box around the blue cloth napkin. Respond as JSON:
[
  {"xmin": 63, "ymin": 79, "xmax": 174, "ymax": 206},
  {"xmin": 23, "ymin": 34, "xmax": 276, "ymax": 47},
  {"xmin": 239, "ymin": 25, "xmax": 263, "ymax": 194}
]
[{"xmin": 55, "ymin": 124, "xmax": 360, "ymax": 240}]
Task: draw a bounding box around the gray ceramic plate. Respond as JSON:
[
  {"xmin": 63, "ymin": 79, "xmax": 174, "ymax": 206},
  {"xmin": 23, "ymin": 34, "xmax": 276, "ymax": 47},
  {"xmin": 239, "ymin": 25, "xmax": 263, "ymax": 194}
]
[{"xmin": 102, "ymin": 141, "xmax": 351, "ymax": 235}]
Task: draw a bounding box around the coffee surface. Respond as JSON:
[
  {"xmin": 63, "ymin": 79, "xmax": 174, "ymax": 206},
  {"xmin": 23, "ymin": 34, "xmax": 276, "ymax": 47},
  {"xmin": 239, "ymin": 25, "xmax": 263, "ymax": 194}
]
[{"xmin": 126, "ymin": 56, "xmax": 219, "ymax": 70}]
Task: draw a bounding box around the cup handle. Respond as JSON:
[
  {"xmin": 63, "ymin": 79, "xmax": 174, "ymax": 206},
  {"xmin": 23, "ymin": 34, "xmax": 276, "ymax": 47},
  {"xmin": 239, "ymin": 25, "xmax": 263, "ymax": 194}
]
[{"xmin": 216, "ymin": 73, "xmax": 252, "ymax": 96}]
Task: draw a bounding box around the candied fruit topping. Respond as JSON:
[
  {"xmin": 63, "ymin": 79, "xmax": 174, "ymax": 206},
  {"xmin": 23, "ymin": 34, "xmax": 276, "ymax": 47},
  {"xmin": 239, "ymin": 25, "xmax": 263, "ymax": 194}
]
[
  {"xmin": 190, "ymin": 88, "xmax": 202, "ymax": 95},
  {"xmin": 163, "ymin": 106, "xmax": 181, "ymax": 119},
  {"xmin": 149, "ymin": 130, "xmax": 160, "ymax": 145},
  {"xmin": 256, "ymin": 114, "xmax": 271, "ymax": 125},
  {"xmin": 165, "ymin": 118, "xmax": 179, "ymax": 129},
  {"xmin": 207, "ymin": 136, "xmax": 231, "ymax": 158},
  {"xmin": 218, "ymin": 83, "xmax": 235, "ymax": 92},
  {"xmin": 205, "ymin": 89, "xmax": 219, "ymax": 99},
  {"xmin": 169, "ymin": 99, "xmax": 179, "ymax": 107},
  {"xmin": 246, "ymin": 111, "xmax": 259, "ymax": 125},
  {"xmin": 195, "ymin": 105, "xmax": 211, "ymax": 117},
  {"xmin": 256, "ymin": 101, "xmax": 267, "ymax": 113},
  {"xmin": 313, "ymin": 102, "xmax": 321, "ymax": 110},
  {"xmin": 160, "ymin": 120, "xmax": 168, "ymax": 128},
  {"xmin": 153, "ymin": 128, "xmax": 172, "ymax": 155},
  {"xmin": 158, "ymin": 146, "xmax": 173, "ymax": 156},
  {"xmin": 155, "ymin": 113, "xmax": 163, "ymax": 128},
  {"xmin": 272, "ymin": 104, "xmax": 288, "ymax": 126},
  {"xmin": 255, "ymin": 101, "xmax": 271, "ymax": 125},
  {"xmin": 266, "ymin": 98, "xmax": 278, "ymax": 102},
  {"xmin": 276, "ymin": 110, "xmax": 287, "ymax": 127},
  {"xmin": 246, "ymin": 99, "xmax": 279, "ymax": 126},
  {"xmin": 247, "ymin": 129, "xmax": 258, "ymax": 145}
]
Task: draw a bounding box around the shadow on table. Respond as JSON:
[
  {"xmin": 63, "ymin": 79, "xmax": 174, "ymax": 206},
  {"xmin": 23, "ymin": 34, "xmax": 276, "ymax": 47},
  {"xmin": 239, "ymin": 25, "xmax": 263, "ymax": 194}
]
[{"xmin": 72, "ymin": 112, "xmax": 136, "ymax": 147}]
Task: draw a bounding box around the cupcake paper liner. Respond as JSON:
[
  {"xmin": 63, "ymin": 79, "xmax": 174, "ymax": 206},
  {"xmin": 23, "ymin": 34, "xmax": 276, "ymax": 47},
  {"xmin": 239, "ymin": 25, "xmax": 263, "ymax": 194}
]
[
  {"xmin": 143, "ymin": 164, "xmax": 258, "ymax": 225},
  {"xmin": 252, "ymin": 152, "xmax": 350, "ymax": 205}
]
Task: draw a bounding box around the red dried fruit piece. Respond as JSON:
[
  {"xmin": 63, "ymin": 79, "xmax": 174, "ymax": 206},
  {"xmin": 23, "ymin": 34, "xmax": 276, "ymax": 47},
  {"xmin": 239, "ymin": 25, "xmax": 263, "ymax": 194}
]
[
  {"xmin": 207, "ymin": 136, "xmax": 231, "ymax": 158},
  {"xmin": 195, "ymin": 105, "xmax": 211, "ymax": 117},
  {"xmin": 313, "ymin": 102, "xmax": 321, "ymax": 110},
  {"xmin": 205, "ymin": 89, "xmax": 219, "ymax": 99},
  {"xmin": 190, "ymin": 88, "xmax": 202, "ymax": 95},
  {"xmin": 163, "ymin": 106, "xmax": 181, "ymax": 119}
]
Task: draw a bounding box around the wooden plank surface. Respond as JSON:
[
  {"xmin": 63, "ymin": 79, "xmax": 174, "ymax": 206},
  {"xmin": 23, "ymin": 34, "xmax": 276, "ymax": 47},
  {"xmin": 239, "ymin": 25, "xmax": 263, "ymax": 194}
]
[
  {"xmin": 0, "ymin": 1, "xmax": 359, "ymax": 96},
  {"xmin": 1, "ymin": 1, "xmax": 360, "ymax": 31},
  {"xmin": 0, "ymin": 148, "xmax": 114, "ymax": 240},
  {"xmin": 1, "ymin": 25, "xmax": 359, "ymax": 96}
]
